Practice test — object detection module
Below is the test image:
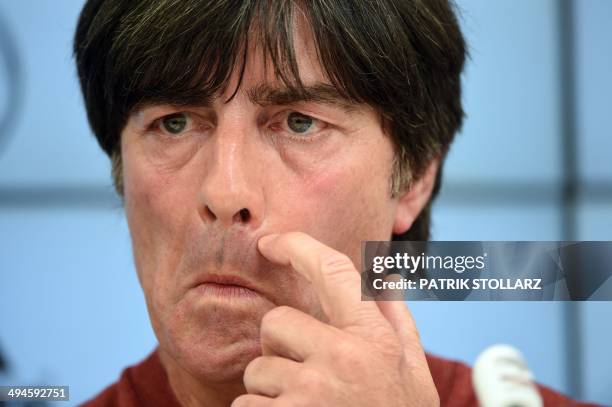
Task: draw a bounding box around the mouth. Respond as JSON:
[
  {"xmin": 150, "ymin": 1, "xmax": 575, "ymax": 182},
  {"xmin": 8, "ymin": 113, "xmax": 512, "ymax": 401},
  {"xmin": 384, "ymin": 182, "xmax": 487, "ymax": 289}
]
[{"xmin": 191, "ymin": 274, "xmax": 263, "ymax": 299}]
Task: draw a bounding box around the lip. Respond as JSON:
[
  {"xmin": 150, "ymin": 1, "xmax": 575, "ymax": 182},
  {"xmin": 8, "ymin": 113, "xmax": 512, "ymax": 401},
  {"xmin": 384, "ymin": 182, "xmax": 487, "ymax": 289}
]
[{"xmin": 190, "ymin": 274, "xmax": 263, "ymax": 299}]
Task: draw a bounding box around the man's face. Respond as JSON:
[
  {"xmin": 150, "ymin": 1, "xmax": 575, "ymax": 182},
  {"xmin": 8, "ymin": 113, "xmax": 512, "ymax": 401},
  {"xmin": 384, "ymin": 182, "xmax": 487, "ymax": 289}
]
[{"xmin": 120, "ymin": 21, "xmax": 403, "ymax": 382}]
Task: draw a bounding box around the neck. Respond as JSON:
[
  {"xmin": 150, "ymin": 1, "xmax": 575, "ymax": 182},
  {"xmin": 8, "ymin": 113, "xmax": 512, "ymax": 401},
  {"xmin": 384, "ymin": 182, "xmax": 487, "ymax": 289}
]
[{"xmin": 158, "ymin": 347, "xmax": 246, "ymax": 407}]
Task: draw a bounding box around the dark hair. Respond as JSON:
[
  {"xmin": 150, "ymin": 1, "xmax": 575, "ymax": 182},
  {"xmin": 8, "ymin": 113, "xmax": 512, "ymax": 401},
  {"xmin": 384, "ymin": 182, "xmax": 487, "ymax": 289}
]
[{"xmin": 74, "ymin": 0, "xmax": 466, "ymax": 241}]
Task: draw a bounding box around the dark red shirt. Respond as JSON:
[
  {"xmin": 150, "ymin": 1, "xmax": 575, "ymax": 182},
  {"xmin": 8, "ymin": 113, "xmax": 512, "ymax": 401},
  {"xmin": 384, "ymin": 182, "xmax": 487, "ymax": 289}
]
[{"xmin": 82, "ymin": 348, "xmax": 601, "ymax": 406}]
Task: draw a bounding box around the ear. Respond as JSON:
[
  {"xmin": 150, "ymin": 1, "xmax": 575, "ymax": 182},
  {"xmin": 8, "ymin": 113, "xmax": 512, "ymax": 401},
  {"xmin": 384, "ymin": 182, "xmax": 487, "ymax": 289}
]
[{"xmin": 392, "ymin": 157, "xmax": 440, "ymax": 235}]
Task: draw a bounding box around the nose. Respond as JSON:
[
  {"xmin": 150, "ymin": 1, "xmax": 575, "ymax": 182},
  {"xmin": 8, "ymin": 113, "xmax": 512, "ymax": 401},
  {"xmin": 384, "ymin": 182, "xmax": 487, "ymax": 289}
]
[{"xmin": 197, "ymin": 130, "xmax": 264, "ymax": 229}]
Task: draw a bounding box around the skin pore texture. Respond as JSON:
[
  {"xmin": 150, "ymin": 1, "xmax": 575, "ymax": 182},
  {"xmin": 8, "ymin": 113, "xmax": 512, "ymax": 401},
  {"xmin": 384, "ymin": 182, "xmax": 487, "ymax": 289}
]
[{"xmin": 120, "ymin": 15, "xmax": 439, "ymax": 407}]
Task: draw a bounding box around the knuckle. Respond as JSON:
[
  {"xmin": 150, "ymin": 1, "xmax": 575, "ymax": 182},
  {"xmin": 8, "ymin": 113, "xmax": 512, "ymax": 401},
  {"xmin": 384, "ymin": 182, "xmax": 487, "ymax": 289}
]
[
  {"xmin": 260, "ymin": 306, "xmax": 294, "ymax": 346},
  {"xmin": 319, "ymin": 252, "xmax": 355, "ymax": 276},
  {"xmin": 243, "ymin": 356, "xmax": 265, "ymax": 383},
  {"xmin": 261, "ymin": 306, "xmax": 291, "ymax": 331},
  {"xmin": 231, "ymin": 395, "xmax": 251, "ymax": 407}
]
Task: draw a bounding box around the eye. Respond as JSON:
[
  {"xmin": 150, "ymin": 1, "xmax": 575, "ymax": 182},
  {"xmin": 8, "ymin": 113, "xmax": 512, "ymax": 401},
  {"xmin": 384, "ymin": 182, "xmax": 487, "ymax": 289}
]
[
  {"xmin": 160, "ymin": 113, "xmax": 189, "ymax": 134},
  {"xmin": 273, "ymin": 111, "xmax": 327, "ymax": 140},
  {"xmin": 286, "ymin": 112, "xmax": 314, "ymax": 134}
]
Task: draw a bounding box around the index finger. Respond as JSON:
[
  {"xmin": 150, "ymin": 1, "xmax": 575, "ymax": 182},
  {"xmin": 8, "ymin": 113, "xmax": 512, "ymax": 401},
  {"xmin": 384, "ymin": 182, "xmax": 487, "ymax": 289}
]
[{"xmin": 257, "ymin": 232, "xmax": 382, "ymax": 328}]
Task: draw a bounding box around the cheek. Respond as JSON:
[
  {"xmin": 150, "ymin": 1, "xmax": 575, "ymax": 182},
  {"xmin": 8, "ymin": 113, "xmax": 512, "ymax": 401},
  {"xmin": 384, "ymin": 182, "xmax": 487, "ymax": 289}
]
[
  {"xmin": 122, "ymin": 147, "xmax": 195, "ymax": 296},
  {"xmin": 290, "ymin": 155, "xmax": 395, "ymax": 263},
  {"xmin": 124, "ymin": 146, "xmax": 195, "ymax": 240}
]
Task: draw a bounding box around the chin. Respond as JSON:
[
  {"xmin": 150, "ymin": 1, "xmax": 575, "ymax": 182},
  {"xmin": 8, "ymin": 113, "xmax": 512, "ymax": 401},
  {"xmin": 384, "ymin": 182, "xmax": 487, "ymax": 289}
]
[
  {"xmin": 159, "ymin": 306, "xmax": 266, "ymax": 383},
  {"xmin": 178, "ymin": 335, "xmax": 262, "ymax": 383}
]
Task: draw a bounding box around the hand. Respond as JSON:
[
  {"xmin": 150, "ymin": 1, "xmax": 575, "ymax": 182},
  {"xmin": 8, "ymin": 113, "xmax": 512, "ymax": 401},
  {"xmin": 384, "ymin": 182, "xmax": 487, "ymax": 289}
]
[{"xmin": 232, "ymin": 232, "xmax": 439, "ymax": 407}]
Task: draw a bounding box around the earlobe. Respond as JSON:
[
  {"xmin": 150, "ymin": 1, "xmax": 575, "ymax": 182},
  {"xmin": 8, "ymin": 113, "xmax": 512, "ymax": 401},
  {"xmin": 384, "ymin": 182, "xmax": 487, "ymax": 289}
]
[{"xmin": 392, "ymin": 157, "xmax": 440, "ymax": 235}]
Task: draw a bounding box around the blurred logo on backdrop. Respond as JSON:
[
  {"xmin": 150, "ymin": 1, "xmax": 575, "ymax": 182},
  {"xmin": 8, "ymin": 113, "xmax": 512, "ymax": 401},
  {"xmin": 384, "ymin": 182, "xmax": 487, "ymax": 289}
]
[{"xmin": 0, "ymin": 10, "xmax": 22, "ymax": 156}]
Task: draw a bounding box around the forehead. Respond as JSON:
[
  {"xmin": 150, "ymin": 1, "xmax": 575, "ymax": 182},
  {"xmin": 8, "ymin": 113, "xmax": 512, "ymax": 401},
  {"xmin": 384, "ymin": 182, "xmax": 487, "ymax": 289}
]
[
  {"xmin": 118, "ymin": 2, "xmax": 364, "ymax": 116},
  {"xmin": 223, "ymin": 14, "xmax": 329, "ymax": 100}
]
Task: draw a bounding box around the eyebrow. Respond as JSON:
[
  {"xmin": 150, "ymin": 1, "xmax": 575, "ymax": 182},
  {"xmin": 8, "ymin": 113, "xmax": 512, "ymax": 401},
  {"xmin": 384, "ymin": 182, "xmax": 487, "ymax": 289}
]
[{"xmin": 246, "ymin": 82, "xmax": 358, "ymax": 113}]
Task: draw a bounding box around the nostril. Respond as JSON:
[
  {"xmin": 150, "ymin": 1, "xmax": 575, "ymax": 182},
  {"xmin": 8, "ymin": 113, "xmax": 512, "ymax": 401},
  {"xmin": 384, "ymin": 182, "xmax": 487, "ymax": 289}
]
[
  {"xmin": 238, "ymin": 208, "xmax": 250, "ymax": 223},
  {"xmin": 204, "ymin": 206, "xmax": 217, "ymax": 221}
]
